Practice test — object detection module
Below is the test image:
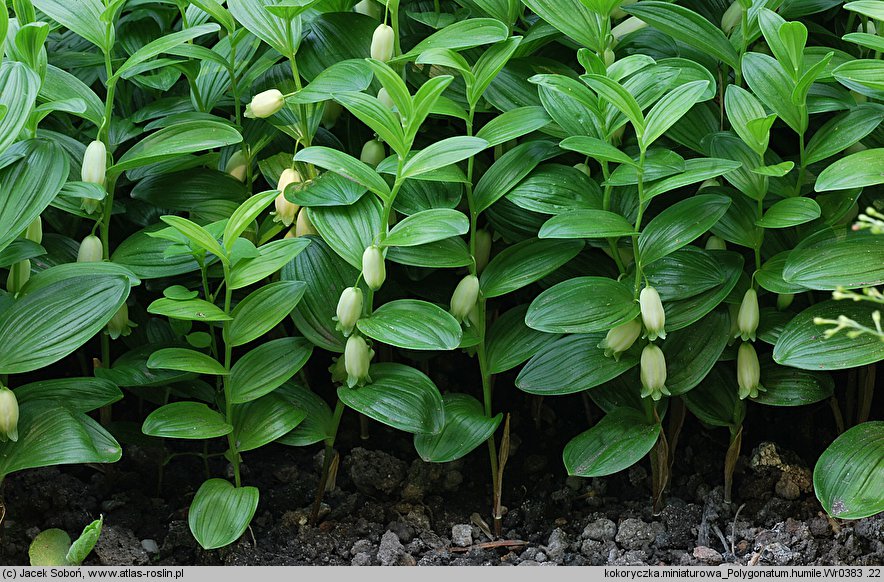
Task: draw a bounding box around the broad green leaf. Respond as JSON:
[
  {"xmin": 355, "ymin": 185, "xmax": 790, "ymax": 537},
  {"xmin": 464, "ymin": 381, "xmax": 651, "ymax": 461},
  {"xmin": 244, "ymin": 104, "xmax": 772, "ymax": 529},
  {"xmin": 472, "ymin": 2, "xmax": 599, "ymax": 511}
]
[
  {"xmin": 414, "ymin": 394, "xmax": 501, "ymax": 463},
  {"xmin": 486, "ymin": 304, "xmax": 561, "ymax": 375},
  {"xmin": 334, "ymin": 91, "xmax": 408, "ymax": 157},
  {"xmin": 357, "ymin": 300, "xmax": 462, "ymax": 351},
  {"xmin": 142, "ymin": 401, "xmax": 232, "ymax": 439},
  {"xmin": 474, "ymin": 106, "xmax": 550, "ymax": 147},
  {"xmin": 288, "ymin": 59, "xmax": 373, "ymax": 104},
  {"xmin": 275, "ymin": 382, "xmax": 335, "ymax": 447},
  {"xmin": 774, "ymin": 301, "xmax": 884, "ymax": 370},
  {"xmin": 223, "ymin": 190, "xmax": 279, "ymax": 251},
  {"xmin": 662, "ymin": 310, "xmax": 730, "ymax": 396},
  {"xmin": 66, "ymin": 518, "xmax": 103, "ymax": 566},
  {"xmin": 29, "ymin": 529, "xmax": 70, "ymax": 566},
  {"xmin": 470, "ymin": 37, "xmax": 523, "ymax": 107},
  {"xmin": 396, "ymin": 18, "xmax": 509, "ymax": 60},
  {"xmin": 289, "ymin": 172, "xmax": 367, "ymax": 207},
  {"xmin": 188, "ymin": 479, "xmax": 259, "ymax": 550},
  {"xmin": 0, "ymin": 62, "xmax": 41, "ymax": 156},
  {"xmin": 539, "ymin": 210, "xmax": 635, "ymax": 238},
  {"xmin": 623, "ymin": 2, "xmax": 740, "ymax": 70},
  {"xmin": 753, "ymin": 362, "xmax": 834, "ymax": 407},
  {"xmin": 814, "ymin": 421, "xmax": 884, "ymax": 520},
  {"xmin": 521, "ymin": 0, "xmax": 603, "ymax": 49},
  {"xmin": 815, "ymin": 149, "xmax": 884, "ymax": 191},
  {"xmin": 147, "ymin": 348, "xmax": 228, "ymax": 376},
  {"xmin": 112, "ymin": 227, "xmax": 204, "ymax": 279},
  {"xmin": 743, "ymin": 52, "xmax": 806, "ymax": 134},
  {"xmin": 642, "ymin": 158, "xmax": 743, "ymax": 201},
  {"xmin": 725, "ymin": 85, "xmax": 773, "ymax": 156},
  {"xmin": 480, "ymin": 238, "xmax": 584, "ymax": 298},
  {"xmin": 560, "ymin": 136, "xmax": 637, "ymax": 167},
  {"xmin": 783, "ymin": 236, "xmax": 884, "ymax": 290},
  {"xmin": 32, "ymin": 0, "xmax": 109, "ymax": 51},
  {"xmin": 112, "ymin": 122, "xmax": 243, "ymax": 173},
  {"xmin": 640, "ymin": 80, "xmax": 709, "ymax": 150},
  {"xmin": 229, "ymin": 338, "xmax": 313, "ymax": 403},
  {"xmin": 228, "ymin": 238, "xmax": 310, "ymax": 289},
  {"xmin": 386, "ymin": 237, "xmax": 473, "ymax": 268},
  {"xmin": 402, "ymin": 137, "xmax": 488, "ymax": 179},
  {"xmin": 294, "ymin": 146, "xmax": 391, "ymax": 201},
  {"xmin": 227, "ymin": 0, "xmax": 300, "ymax": 55},
  {"xmin": 337, "ymin": 363, "xmax": 445, "ymax": 434},
  {"xmin": 309, "ymin": 194, "xmax": 382, "ymax": 269},
  {"xmin": 13, "ymin": 378, "xmax": 122, "ymax": 413},
  {"xmin": 638, "ymin": 194, "xmax": 731, "ymax": 266},
  {"xmin": 381, "ymin": 209, "xmax": 468, "ymax": 247},
  {"xmin": 583, "ymin": 74, "xmax": 645, "ymax": 136},
  {"xmin": 159, "ymin": 215, "xmax": 227, "ymax": 263},
  {"xmin": 756, "ymin": 198, "xmax": 821, "ymax": 228},
  {"xmin": 526, "ymin": 276, "xmax": 639, "ymax": 333},
  {"xmin": 506, "ymin": 164, "xmax": 603, "ymax": 215},
  {"xmin": 473, "ymin": 140, "xmax": 560, "ymax": 213},
  {"xmin": 231, "ymin": 393, "xmax": 305, "ymax": 452},
  {"xmin": 683, "ymin": 365, "xmax": 744, "ymax": 428},
  {"xmin": 845, "ymin": 1, "xmax": 884, "ymax": 20},
  {"xmin": 113, "ymin": 24, "xmax": 220, "ymax": 80},
  {"xmin": 147, "ymin": 297, "xmax": 231, "ymax": 322},
  {"xmin": 225, "ymin": 281, "xmax": 306, "ymax": 347},
  {"xmin": 517, "ymin": 333, "xmax": 640, "ymax": 395},
  {"xmin": 563, "ymin": 408, "xmax": 661, "ymax": 477},
  {"xmin": 0, "ymin": 273, "xmax": 130, "ymax": 374},
  {"xmin": 805, "ymin": 104, "xmax": 884, "ymax": 165}
]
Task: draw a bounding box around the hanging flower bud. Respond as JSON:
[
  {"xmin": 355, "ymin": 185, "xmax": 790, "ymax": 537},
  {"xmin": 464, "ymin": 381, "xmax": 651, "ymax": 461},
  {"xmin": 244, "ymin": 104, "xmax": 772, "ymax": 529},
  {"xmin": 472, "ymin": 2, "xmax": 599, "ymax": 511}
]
[
  {"xmin": 611, "ymin": 0, "xmax": 637, "ymax": 18},
  {"xmin": 321, "ymin": 100, "xmax": 343, "ymax": 129},
  {"xmin": 335, "ymin": 287, "xmax": 364, "ymax": 336},
  {"xmin": 344, "ymin": 334, "xmax": 374, "ymax": 388},
  {"xmin": 25, "ymin": 216, "xmax": 43, "ymax": 244},
  {"xmin": 611, "ymin": 16, "xmax": 647, "ymax": 40},
  {"xmin": 857, "ymin": 20, "xmax": 876, "ymax": 35},
  {"xmin": 735, "ymin": 288, "xmax": 760, "ymax": 341},
  {"xmin": 371, "ymin": 23, "xmax": 395, "ymax": 62},
  {"xmin": 377, "ymin": 88, "xmax": 395, "ymax": 110},
  {"xmin": 329, "ymin": 356, "xmax": 348, "ymax": 384},
  {"xmin": 777, "ymin": 293, "xmax": 794, "ymax": 311},
  {"xmin": 0, "ymin": 386, "xmax": 19, "ymax": 443},
  {"xmin": 354, "ymin": 0, "xmax": 380, "ymax": 18},
  {"xmin": 295, "ymin": 207, "xmax": 319, "ymax": 237},
  {"xmin": 450, "ymin": 275, "xmax": 480, "ymax": 324},
  {"xmin": 705, "ymin": 236, "xmax": 727, "ymax": 251},
  {"xmin": 360, "ymin": 139, "xmax": 386, "ymax": 168},
  {"xmin": 574, "ymin": 163, "xmax": 592, "ymax": 178},
  {"xmin": 107, "ymin": 302, "xmax": 135, "ymax": 340},
  {"xmin": 611, "ymin": 124, "xmax": 626, "ymax": 145},
  {"xmin": 77, "ymin": 234, "xmax": 103, "ymax": 263},
  {"xmin": 640, "ymin": 344, "xmax": 670, "ymax": 401},
  {"xmin": 474, "ymin": 229, "xmax": 492, "ymax": 273},
  {"xmin": 737, "ymin": 342, "xmax": 764, "ymax": 400},
  {"xmin": 6, "ymin": 260, "xmax": 30, "ymax": 294},
  {"xmin": 699, "ymin": 178, "xmax": 721, "ymax": 190},
  {"xmin": 362, "ymin": 246, "xmax": 386, "ymax": 290},
  {"xmin": 245, "ymin": 89, "xmax": 285, "ymax": 119},
  {"xmin": 640, "ymin": 286, "xmax": 666, "ymax": 341},
  {"xmin": 598, "ymin": 318, "xmax": 642, "ymax": 360},
  {"xmin": 277, "ymin": 168, "xmax": 301, "ymax": 194},
  {"xmin": 272, "ymin": 193, "xmax": 298, "ymax": 227},
  {"xmin": 284, "ymin": 227, "xmax": 297, "ymax": 239},
  {"xmin": 603, "ymin": 49, "xmax": 616, "ymax": 67},
  {"xmin": 81, "ymin": 140, "xmax": 107, "ymax": 185},
  {"xmin": 226, "ymin": 151, "xmax": 248, "ymax": 182},
  {"xmin": 721, "ymin": 1, "xmax": 742, "ymax": 35}
]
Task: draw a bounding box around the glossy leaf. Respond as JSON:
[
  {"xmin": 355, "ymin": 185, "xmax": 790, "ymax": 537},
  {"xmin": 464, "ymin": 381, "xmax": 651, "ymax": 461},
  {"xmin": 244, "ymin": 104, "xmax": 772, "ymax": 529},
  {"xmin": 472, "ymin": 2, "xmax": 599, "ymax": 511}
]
[
  {"xmin": 414, "ymin": 394, "xmax": 501, "ymax": 463},
  {"xmin": 563, "ymin": 408, "xmax": 661, "ymax": 477},
  {"xmin": 814, "ymin": 422, "xmax": 884, "ymax": 520},
  {"xmin": 188, "ymin": 479, "xmax": 259, "ymax": 550},
  {"xmin": 526, "ymin": 276, "xmax": 639, "ymax": 333},
  {"xmin": 357, "ymin": 300, "xmax": 462, "ymax": 351},
  {"xmin": 142, "ymin": 401, "xmax": 232, "ymax": 439}
]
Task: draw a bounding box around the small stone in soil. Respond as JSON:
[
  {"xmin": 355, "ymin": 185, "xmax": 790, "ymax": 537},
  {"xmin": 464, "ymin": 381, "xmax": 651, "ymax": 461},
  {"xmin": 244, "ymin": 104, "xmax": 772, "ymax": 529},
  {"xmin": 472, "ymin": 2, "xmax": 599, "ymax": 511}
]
[
  {"xmin": 693, "ymin": 546, "xmax": 724, "ymax": 565},
  {"xmin": 451, "ymin": 524, "xmax": 472, "ymax": 547},
  {"xmin": 377, "ymin": 530, "xmax": 405, "ymax": 566},
  {"xmin": 616, "ymin": 518, "xmax": 656, "ymax": 550},
  {"xmin": 583, "ymin": 518, "xmax": 617, "ymax": 541}
]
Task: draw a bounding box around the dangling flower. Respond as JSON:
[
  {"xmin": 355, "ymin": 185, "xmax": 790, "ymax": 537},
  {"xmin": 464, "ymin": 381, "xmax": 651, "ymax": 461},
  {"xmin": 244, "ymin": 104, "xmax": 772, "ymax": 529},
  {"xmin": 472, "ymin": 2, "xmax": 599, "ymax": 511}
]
[
  {"xmin": 0, "ymin": 386, "xmax": 19, "ymax": 443},
  {"xmin": 321, "ymin": 101, "xmax": 343, "ymax": 128},
  {"xmin": 599, "ymin": 318, "xmax": 642, "ymax": 360},
  {"xmin": 6, "ymin": 260, "xmax": 30, "ymax": 294},
  {"xmin": 377, "ymin": 88, "xmax": 395, "ymax": 110},
  {"xmin": 272, "ymin": 169, "xmax": 302, "ymax": 227},
  {"xmin": 226, "ymin": 151, "xmax": 248, "ymax": 182},
  {"xmin": 77, "ymin": 235, "xmax": 103, "ymax": 263},
  {"xmin": 450, "ymin": 275, "xmax": 480, "ymax": 324},
  {"xmin": 354, "ymin": 0, "xmax": 381, "ymax": 18},
  {"xmin": 474, "ymin": 229, "xmax": 492, "ymax": 274},
  {"xmin": 735, "ymin": 288, "xmax": 760, "ymax": 342},
  {"xmin": 245, "ymin": 89, "xmax": 285, "ymax": 118},
  {"xmin": 360, "ymin": 139, "xmax": 386, "ymax": 168},
  {"xmin": 721, "ymin": 1, "xmax": 743, "ymax": 35},
  {"xmin": 25, "ymin": 217, "xmax": 42, "ymax": 244},
  {"xmin": 344, "ymin": 334, "xmax": 374, "ymax": 388},
  {"xmin": 640, "ymin": 286, "xmax": 666, "ymax": 341},
  {"xmin": 640, "ymin": 344, "xmax": 670, "ymax": 401},
  {"xmin": 107, "ymin": 303, "xmax": 136, "ymax": 340},
  {"xmin": 81, "ymin": 140, "xmax": 107, "ymax": 185},
  {"xmin": 777, "ymin": 293, "xmax": 794, "ymax": 311},
  {"xmin": 362, "ymin": 246, "xmax": 386, "ymax": 290},
  {"xmin": 295, "ymin": 208, "xmax": 319, "ymax": 237},
  {"xmin": 335, "ymin": 287, "xmax": 364, "ymax": 336},
  {"xmin": 737, "ymin": 342, "xmax": 765, "ymax": 400},
  {"xmin": 371, "ymin": 23, "xmax": 395, "ymax": 62},
  {"xmin": 705, "ymin": 236, "xmax": 727, "ymax": 250}
]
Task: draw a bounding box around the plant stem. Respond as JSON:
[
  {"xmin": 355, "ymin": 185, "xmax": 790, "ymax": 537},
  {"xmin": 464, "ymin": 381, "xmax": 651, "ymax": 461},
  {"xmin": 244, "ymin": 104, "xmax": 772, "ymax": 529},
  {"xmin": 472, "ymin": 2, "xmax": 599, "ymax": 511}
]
[
  {"xmin": 632, "ymin": 151, "xmax": 647, "ymax": 296},
  {"xmin": 221, "ymin": 264, "xmax": 241, "ymax": 487},
  {"xmin": 311, "ymin": 399, "xmax": 345, "ymax": 523}
]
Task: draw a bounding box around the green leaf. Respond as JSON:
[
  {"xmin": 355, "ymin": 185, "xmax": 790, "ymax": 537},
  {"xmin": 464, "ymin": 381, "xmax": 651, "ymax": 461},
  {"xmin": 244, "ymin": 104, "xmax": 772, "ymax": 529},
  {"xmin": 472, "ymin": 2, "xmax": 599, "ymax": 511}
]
[
  {"xmin": 275, "ymin": 382, "xmax": 335, "ymax": 446},
  {"xmin": 805, "ymin": 104, "xmax": 884, "ymax": 165},
  {"xmin": 309, "ymin": 194, "xmax": 382, "ymax": 269},
  {"xmin": 0, "ymin": 63, "xmax": 41, "ymax": 156},
  {"xmin": 725, "ymin": 85, "xmax": 772, "ymax": 156},
  {"xmin": 473, "ymin": 140, "xmax": 560, "ymax": 214},
  {"xmin": 142, "ymin": 401, "xmax": 232, "ymax": 439},
  {"xmin": 414, "ymin": 394, "xmax": 501, "ymax": 463},
  {"xmin": 289, "ymin": 172, "xmax": 367, "ymax": 207},
  {"xmin": 396, "ymin": 18, "xmax": 509, "ymax": 60},
  {"xmin": 114, "ymin": 24, "xmax": 220, "ymax": 80},
  {"xmin": 662, "ymin": 310, "xmax": 730, "ymax": 396},
  {"xmin": 111, "ymin": 122, "xmax": 243, "ymax": 173},
  {"xmin": 357, "ymin": 299, "xmax": 462, "ymax": 351},
  {"xmin": 112, "ymin": 227, "xmax": 204, "ymax": 279},
  {"xmin": 753, "ymin": 362, "xmax": 834, "ymax": 407},
  {"xmin": 475, "ymin": 106, "xmax": 550, "ymax": 147},
  {"xmin": 227, "ymin": 0, "xmax": 299, "ymax": 56},
  {"xmin": 29, "ymin": 529, "xmax": 71, "ymax": 566},
  {"xmin": 382, "ymin": 209, "xmax": 468, "ymax": 247},
  {"xmin": 188, "ymin": 479, "xmax": 259, "ymax": 550},
  {"xmin": 517, "ymin": 333, "xmax": 639, "ymax": 395},
  {"xmin": 288, "ymin": 59, "xmax": 373, "ymax": 104},
  {"xmin": 563, "ymin": 408, "xmax": 661, "ymax": 477},
  {"xmin": 14, "ymin": 378, "xmax": 122, "ymax": 413},
  {"xmin": 0, "ymin": 273, "xmax": 130, "ymax": 374},
  {"xmin": 783, "ymin": 236, "xmax": 884, "ymax": 290},
  {"xmin": 623, "ymin": 1, "xmax": 740, "ymax": 70},
  {"xmin": 402, "ymin": 137, "xmax": 488, "ymax": 179},
  {"xmin": 337, "ymin": 363, "xmax": 445, "ymax": 434},
  {"xmin": 583, "ymin": 74, "xmax": 645, "ymax": 136},
  {"xmin": 0, "ymin": 401, "xmax": 121, "ymax": 477},
  {"xmin": 0, "ymin": 140, "xmax": 68, "ymax": 253},
  {"xmin": 228, "ymin": 238, "xmax": 310, "ymax": 289},
  {"xmin": 480, "ymin": 238, "xmax": 584, "ymax": 298},
  {"xmin": 147, "ymin": 348, "xmax": 228, "ymax": 376},
  {"xmin": 540, "ymin": 210, "xmax": 635, "ymax": 238},
  {"xmin": 229, "ymin": 338, "xmax": 313, "ymax": 403},
  {"xmin": 223, "ymin": 190, "xmax": 279, "ymax": 251},
  {"xmin": 638, "ymin": 194, "xmax": 731, "ymax": 266},
  {"xmin": 756, "ymin": 198, "xmax": 821, "ymax": 228},
  {"xmin": 470, "ymin": 37, "xmax": 523, "ymax": 107},
  {"xmin": 640, "ymin": 80, "xmax": 709, "ymax": 150},
  {"xmin": 386, "ymin": 238, "xmax": 473, "ymax": 268},
  {"xmin": 159, "ymin": 215, "xmax": 228, "ymax": 263},
  {"xmin": 815, "ymin": 148, "xmax": 884, "ymax": 191},
  {"xmin": 32, "ymin": 0, "xmax": 109, "ymax": 51},
  {"xmin": 294, "ymin": 146, "xmax": 391, "ymax": 202},
  {"xmin": 845, "ymin": 1, "xmax": 884, "ymax": 20},
  {"xmin": 742, "ymin": 52, "xmax": 805, "ymax": 134},
  {"xmin": 486, "ymin": 304, "xmax": 561, "ymax": 375},
  {"xmin": 814, "ymin": 421, "xmax": 884, "ymax": 520},
  {"xmin": 66, "ymin": 518, "xmax": 103, "ymax": 566},
  {"xmin": 774, "ymin": 301, "xmax": 884, "ymax": 370},
  {"xmin": 683, "ymin": 365, "xmax": 744, "ymax": 428},
  {"xmin": 526, "ymin": 276, "xmax": 639, "ymax": 334},
  {"xmin": 521, "ymin": 0, "xmax": 603, "ymax": 49},
  {"xmin": 225, "ymin": 281, "xmax": 307, "ymax": 347},
  {"xmin": 231, "ymin": 393, "xmax": 306, "ymax": 452},
  {"xmin": 334, "ymin": 91, "xmax": 408, "ymax": 157},
  {"xmin": 559, "ymin": 136, "xmax": 637, "ymax": 167},
  {"xmin": 147, "ymin": 297, "xmax": 231, "ymax": 322}
]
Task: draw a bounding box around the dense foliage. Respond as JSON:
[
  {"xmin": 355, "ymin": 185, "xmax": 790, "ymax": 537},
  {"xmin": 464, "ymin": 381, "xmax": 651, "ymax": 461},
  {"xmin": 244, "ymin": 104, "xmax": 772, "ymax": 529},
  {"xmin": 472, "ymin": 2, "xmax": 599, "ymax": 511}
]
[{"xmin": 0, "ymin": 0, "xmax": 882, "ymax": 553}]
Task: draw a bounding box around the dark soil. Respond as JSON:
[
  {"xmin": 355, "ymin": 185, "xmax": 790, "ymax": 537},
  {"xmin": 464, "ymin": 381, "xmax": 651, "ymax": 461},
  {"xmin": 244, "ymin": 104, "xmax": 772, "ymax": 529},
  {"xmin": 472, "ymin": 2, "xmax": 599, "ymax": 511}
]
[{"xmin": 1, "ymin": 391, "xmax": 882, "ymax": 566}]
